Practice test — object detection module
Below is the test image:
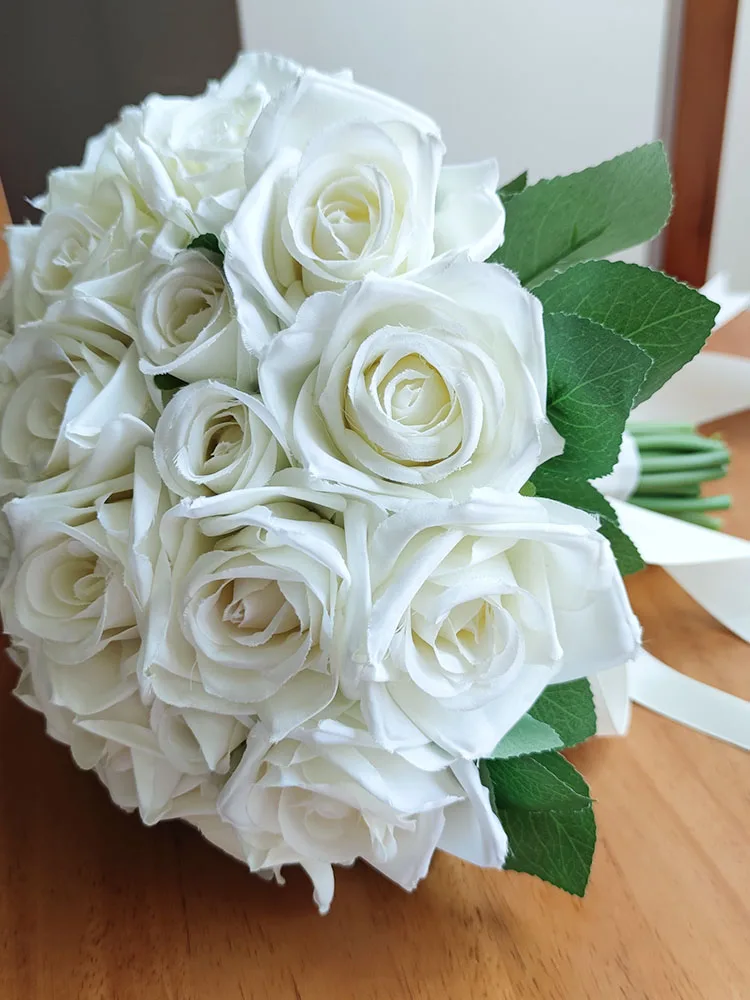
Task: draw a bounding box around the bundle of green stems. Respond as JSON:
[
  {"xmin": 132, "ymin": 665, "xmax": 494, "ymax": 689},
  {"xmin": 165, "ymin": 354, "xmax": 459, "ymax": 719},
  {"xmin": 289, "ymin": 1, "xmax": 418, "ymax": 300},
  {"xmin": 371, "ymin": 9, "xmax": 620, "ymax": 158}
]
[{"xmin": 628, "ymin": 422, "xmax": 732, "ymax": 529}]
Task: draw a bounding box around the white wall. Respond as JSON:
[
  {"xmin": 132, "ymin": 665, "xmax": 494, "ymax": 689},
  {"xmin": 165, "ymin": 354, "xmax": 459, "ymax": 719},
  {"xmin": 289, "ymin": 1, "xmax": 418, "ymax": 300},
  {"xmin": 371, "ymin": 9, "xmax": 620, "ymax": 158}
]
[
  {"xmin": 238, "ymin": 0, "xmax": 671, "ymax": 191},
  {"xmin": 709, "ymin": 0, "xmax": 750, "ymax": 290}
]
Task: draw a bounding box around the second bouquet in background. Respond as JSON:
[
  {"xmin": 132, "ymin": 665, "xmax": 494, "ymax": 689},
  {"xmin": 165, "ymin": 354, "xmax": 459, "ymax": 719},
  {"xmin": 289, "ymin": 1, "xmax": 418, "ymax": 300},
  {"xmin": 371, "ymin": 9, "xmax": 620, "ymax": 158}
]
[{"xmin": 0, "ymin": 52, "xmax": 719, "ymax": 912}]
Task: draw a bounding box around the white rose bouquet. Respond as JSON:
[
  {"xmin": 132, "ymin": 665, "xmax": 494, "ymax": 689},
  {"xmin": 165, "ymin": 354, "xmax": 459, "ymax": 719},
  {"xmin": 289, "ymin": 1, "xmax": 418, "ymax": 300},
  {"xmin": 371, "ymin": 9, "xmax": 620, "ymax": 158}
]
[{"xmin": 0, "ymin": 53, "xmax": 719, "ymax": 913}]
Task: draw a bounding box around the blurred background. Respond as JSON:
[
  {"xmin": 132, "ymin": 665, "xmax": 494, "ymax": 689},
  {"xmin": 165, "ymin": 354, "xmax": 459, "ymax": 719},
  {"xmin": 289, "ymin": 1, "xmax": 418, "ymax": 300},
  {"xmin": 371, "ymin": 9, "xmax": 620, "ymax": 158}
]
[{"xmin": 0, "ymin": 0, "xmax": 747, "ymax": 290}]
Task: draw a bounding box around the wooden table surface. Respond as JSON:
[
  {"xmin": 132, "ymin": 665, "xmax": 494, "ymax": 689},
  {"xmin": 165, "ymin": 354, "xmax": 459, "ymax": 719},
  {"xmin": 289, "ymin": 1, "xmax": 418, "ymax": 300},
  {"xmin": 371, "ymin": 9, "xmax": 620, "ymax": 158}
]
[{"xmin": 1, "ymin": 183, "xmax": 749, "ymax": 998}]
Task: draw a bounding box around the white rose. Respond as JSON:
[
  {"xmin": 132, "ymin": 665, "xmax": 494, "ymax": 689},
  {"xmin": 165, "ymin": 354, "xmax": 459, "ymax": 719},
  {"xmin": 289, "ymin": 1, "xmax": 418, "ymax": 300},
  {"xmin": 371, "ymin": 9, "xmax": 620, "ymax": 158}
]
[
  {"xmin": 0, "ymin": 313, "xmax": 153, "ymax": 492},
  {"xmin": 135, "ymin": 248, "xmax": 274, "ymax": 385},
  {"xmin": 0, "ymin": 338, "xmax": 81, "ymax": 490},
  {"xmin": 0, "ymin": 450, "xmax": 148, "ymax": 715},
  {"xmin": 154, "ymin": 379, "xmax": 288, "ymax": 497},
  {"xmin": 1, "ymin": 474, "xmax": 139, "ymax": 665},
  {"xmin": 2, "ymin": 456, "xmax": 245, "ymax": 823},
  {"xmin": 259, "ymin": 259, "xmax": 562, "ymax": 503},
  {"xmin": 12, "ymin": 643, "xmax": 227, "ymax": 824},
  {"xmin": 7, "ymin": 172, "xmax": 155, "ymax": 331},
  {"xmin": 340, "ymin": 493, "xmax": 641, "ymax": 760},
  {"xmin": 141, "ymin": 487, "xmax": 348, "ymax": 737},
  {"xmin": 225, "ymin": 69, "xmax": 504, "ymax": 324},
  {"xmin": 218, "ymin": 712, "xmax": 507, "ymax": 913},
  {"xmin": 90, "ymin": 53, "xmax": 303, "ymax": 236}
]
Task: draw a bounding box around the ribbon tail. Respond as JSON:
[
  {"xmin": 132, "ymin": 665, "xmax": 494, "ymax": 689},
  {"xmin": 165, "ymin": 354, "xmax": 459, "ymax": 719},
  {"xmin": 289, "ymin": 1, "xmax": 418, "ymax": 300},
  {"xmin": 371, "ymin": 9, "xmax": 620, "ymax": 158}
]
[
  {"xmin": 629, "ymin": 650, "xmax": 750, "ymax": 751},
  {"xmin": 591, "ymin": 662, "xmax": 632, "ymax": 737}
]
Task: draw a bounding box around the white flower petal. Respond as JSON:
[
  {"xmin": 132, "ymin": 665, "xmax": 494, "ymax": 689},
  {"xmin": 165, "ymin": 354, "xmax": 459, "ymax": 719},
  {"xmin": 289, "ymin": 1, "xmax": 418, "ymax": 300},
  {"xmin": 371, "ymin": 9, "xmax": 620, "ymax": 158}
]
[
  {"xmin": 440, "ymin": 759, "xmax": 508, "ymax": 868},
  {"xmin": 434, "ymin": 161, "xmax": 505, "ymax": 260},
  {"xmin": 245, "ymin": 69, "xmax": 439, "ymax": 186}
]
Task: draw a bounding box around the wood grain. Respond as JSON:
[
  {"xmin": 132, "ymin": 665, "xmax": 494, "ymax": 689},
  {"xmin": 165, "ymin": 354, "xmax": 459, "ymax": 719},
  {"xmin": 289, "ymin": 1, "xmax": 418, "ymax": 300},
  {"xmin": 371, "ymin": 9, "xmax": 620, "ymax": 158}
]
[
  {"xmin": 1, "ymin": 180, "xmax": 749, "ymax": 996},
  {"xmin": 663, "ymin": 0, "xmax": 740, "ymax": 287}
]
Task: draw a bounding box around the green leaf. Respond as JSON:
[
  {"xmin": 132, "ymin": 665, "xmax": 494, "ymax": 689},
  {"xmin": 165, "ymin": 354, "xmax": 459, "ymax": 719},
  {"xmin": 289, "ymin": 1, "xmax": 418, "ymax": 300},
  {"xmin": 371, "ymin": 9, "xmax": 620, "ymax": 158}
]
[
  {"xmin": 492, "ymin": 142, "xmax": 672, "ymax": 287},
  {"xmin": 535, "ymin": 260, "xmax": 719, "ymax": 405},
  {"xmin": 153, "ymin": 373, "xmax": 188, "ymax": 391},
  {"xmin": 530, "ymin": 468, "xmax": 645, "ymax": 575},
  {"xmin": 187, "ymin": 233, "xmax": 224, "ymax": 259},
  {"xmin": 498, "ymin": 804, "xmax": 596, "ymax": 896},
  {"xmin": 481, "ymin": 751, "xmax": 590, "ymax": 809},
  {"xmin": 597, "ymin": 515, "xmax": 644, "ymax": 576},
  {"xmin": 528, "ymin": 679, "xmax": 597, "ymax": 748},
  {"xmin": 542, "ymin": 312, "xmax": 652, "ymax": 479},
  {"xmin": 489, "ymin": 714, "xmax": 563, "ymax": 759},
  {"xmin": 480, "ymin": 752, "xmax": 596, "ymax": 896},
  {"xmin": 498, "ymin": 170, "xmax": 528, "ymax": 203}
]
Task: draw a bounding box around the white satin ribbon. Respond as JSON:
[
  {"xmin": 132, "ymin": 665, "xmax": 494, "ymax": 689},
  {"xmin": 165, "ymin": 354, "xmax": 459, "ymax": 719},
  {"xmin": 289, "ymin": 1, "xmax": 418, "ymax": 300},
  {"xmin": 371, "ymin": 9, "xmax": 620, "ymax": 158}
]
[
  {"xmin": 629, "ymin": 650, "xmax": 750, "ymax": 751},
  {"xmin": 604, "ymin": 503, "xmax": 750, "ymax": 751},
  {"xmin": 613, "ymin": 500, "xmax": 750, "ymax": 643},
  {"xmin": 632, "ymin": 351, "xmax": 750, "ymax": 425},
  {"xmin": 591, "ymin": 276, "xmax": 750, "ymax": 749}
]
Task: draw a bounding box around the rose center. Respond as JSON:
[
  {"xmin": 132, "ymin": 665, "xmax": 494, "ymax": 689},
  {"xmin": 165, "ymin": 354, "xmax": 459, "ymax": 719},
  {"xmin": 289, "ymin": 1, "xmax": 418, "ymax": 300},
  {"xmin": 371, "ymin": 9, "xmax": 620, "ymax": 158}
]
[
  {"xmin": 203, "ymin": 408, "xmax": 244, "ymax": 471},
  {"xmin": 41, "ymin": 220, "xmax": 95, "ymax": 293},
  {"xmin": 371, "ymin": 354, "xmax": 451, "ymax": 429},
  {"xmin": 51, "ymin": 553, "xmax": 106, "ymax": 610},
  {"xmin": 203, "ymin": 410, "xmax": 244, "ymax": 473},
  {"xmin": 435, "ymin": 598, "xmax": 501, "ymax": 667},
  {"xmin": 314, "ymin": 174, "xmax": 380, "ymax": 260},
  {"xmin": 221, "ymin": 579, "xmax": 298, "ymax": 635},
  {"xmin": 51, "ymin": 234, "xmax": 88, "ymax": 281},
  {"xmin": 168, "ymin": 286, "xmax": 217, "ymax": 344}
]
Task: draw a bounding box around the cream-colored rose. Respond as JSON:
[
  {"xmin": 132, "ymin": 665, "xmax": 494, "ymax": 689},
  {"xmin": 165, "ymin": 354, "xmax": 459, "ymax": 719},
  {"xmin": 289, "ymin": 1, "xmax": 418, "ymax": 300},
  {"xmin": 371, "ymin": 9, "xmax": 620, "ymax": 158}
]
[
  {"xmin": 135, "ymin": 249, "xmax": 273, "ymax": 385},
  {"xmin": 86, "ymin": 53, "xmax": 303, "ymax": 237},
  {"xmin": 218, "ymin": 711, "xmax": 508, "ymax": 913},
  {"xmin": 225, "ymin": 70, "xmax": 504, "ymax": 324},
  {"xmin": 259, "ymin": 258, "xmax": 562, "ymax": 503},
  {"xmin": 1, "ymin": 475, "xmax": 139, "ymax": 664},
  {"xmin": 140, "ymin": 486, "xmax": 348, "ymax": 737},
  {"xmin": 10, "ymin": 641, "xmax": 234, "ymax": 825},
  {"xmin": 340, "ymin": 493, "xmax": 641, "ymax": 761},
  {"xmin": 0, "ymin": 311, "xmax": 153, "ymax": 493},
  {"xmin": 1, "ymin": 446, "xmax": 248, "ymax": 823},
  {"xmin": 153, "ymin": 380, "xmax": 288, "ymax": 497},
  {"xmin": 7, "ymin": 172, "xmax": 156, "ymax": 331}
]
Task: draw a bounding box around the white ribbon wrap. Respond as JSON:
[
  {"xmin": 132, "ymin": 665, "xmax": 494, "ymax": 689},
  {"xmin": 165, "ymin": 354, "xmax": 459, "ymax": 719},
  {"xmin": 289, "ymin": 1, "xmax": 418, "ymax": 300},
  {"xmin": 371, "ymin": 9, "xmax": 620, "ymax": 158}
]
[
  {"xmin": 629, "ymin": 651, "xmax": 750, "ymax": 751},
  {"xmin": 592, "ymin": 276, "xmax": 750, "ymax": 750},
  {"xmin": 633, "ymin": 351, "xmax": 750, "ymax": 425}
]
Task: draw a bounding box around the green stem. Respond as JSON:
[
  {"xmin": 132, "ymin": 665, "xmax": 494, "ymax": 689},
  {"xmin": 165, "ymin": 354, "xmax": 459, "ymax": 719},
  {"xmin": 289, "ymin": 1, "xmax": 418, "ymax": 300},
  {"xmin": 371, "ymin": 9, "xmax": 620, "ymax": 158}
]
[
  {"xmin": 675, "ymin": 511, "xmax": 724, "ymax": 530},
  {"xmin": 633, "ymin": 482, "xmax": 702, "ymax": 498},
  {"xmin": 634, "ymin": 435, "xmax": 728, "ymax": 455},
  {"xmin": 629, "ymin": 494, "xmax": 732, "ymax": 514},
  {"xmin": 637, "ymin": 467, "xmax": 728, "ymax": 491},
  {"xmin": 639, "ymin": 450, "xmax": 729, "ymax": 473},
  {"xmin": 628, "ymin": 422, "xmax": 697, "ymax": 436}
]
